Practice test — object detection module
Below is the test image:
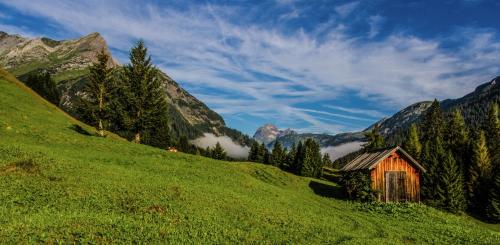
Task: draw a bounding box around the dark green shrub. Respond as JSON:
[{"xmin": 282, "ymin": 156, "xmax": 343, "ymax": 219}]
[{"xmin": 340, "ymin": 170, "xmax": 376, "ymax": 202}]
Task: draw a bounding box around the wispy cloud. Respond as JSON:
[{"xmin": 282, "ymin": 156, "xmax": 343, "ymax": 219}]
[
  {"xmin": 1, "ymin": 0, "xmax": 499, "ymax": 135},
  {"xmin": 367, "ymin": 15, "xmax": 385, "ymax": 38},
  {"xmin": 335, "ymin": 1, "xmax": 360, "ymax": 18},
  {"xmin": 324, "ymin": 105, "xmax": 387, "ymax": 118}
]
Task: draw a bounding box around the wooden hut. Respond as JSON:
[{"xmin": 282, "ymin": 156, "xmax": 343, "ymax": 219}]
[{"xmin": 340, "ymin": 146, "xmax": 426, "ymax": 202}]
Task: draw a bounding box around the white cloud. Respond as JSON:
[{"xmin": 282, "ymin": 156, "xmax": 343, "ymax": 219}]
[
  {"xmin": 321, "ymin": 141, "xmax": 364, "ymax": 161},
  {"xmin": 368, "ymin": 15, "xmax": 385, "ymax": 38},
  {"xmin": 324, "ymin": 105, "xmax": 386, "ymax": 118},
  {"xmin": 279, "ymin": 9, "xmax": 300, "ymax": 21},
  {"xmin": 335, "ymin": 1, "xmax": 360, "ymax": 18},
  {"xmin": 1, "ymin": 0, "xmax": 500, "ymax": 134},
  {"xmin": 0, "ymin": 24, "xmax": 38, "ymax": 37},
  {"xmin": 191, "ymin": 133, "xmax": 249, "ymax": 159}
]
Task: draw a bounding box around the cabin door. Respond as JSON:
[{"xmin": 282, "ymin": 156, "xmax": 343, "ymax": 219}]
[{"xmin": 385, "ymin": 171, "xmax": 406, "ymax": 202}]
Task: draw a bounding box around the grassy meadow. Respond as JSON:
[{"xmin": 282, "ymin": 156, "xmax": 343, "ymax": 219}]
[{"xmin": 0, "ymin": 68, "xmax": 499, "ymax": 243}]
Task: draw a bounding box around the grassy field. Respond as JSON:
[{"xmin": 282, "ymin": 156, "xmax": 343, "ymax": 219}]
[{"xmin": 0, "ymin": 69, "xmax": 499, "ymax": 244}]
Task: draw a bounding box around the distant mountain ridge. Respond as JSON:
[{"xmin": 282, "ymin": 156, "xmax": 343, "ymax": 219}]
[
  {"xmin": 365, "ymin": 101, "xmax": 433, "ymax": 136},
  {"xmin": 255, "ymin": 76, "xmax": 499, "ymax": 160},
  {"xmin": 0, "ymin": 31, "xmax": 252, "ymax": 145}
]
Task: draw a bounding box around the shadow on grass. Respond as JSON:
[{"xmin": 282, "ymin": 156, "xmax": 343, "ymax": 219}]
[
  {"xmin": 309, "ymin": 180, "xmax": 346, "ymax": 199},
  {"xmin": 70, "ymin": 124, "xmax": 91, "ymax": 136}
]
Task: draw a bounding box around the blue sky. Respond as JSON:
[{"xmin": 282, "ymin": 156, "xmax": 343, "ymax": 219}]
[{"xmin": 1, "ymin": 0, "xmax": 500, "ymax": 135}]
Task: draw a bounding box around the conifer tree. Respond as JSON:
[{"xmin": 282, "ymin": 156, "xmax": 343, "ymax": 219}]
[
  {"xmin": 122, "ymin": 40, "xmax": 168, "ymax": 144},
  {"xmin": 435, "ymin": 151, "xmax": 466, "ymax": 213},
  {"xmin": 178, "ymin": 135, "xmax": 191, "ymax": 153},
  {"xmin": 420, "ymin": 99, "xmax": 446, "ymax": 202},
  {"xmin": 284, "ymin": 143, "xmax": 297, "ymax": 171},
  {"xmin": 204, "ymin": 146, "xmax": 211, "ymax": 157},
  {"xmin": 263, "ymin": 147, "xmax": 271, "ymax": 165},
  {"xmin": 421, "ymin": 138, "xmax": 446, "ymax": 201},
  {"xmin": 259, "ymin": 143, "xmax": 267, "ymax": 163},
  {"xmin": 445, "ymin": 109, "xmax": 469, "ymax": 172},
  {"xmin": 211, "ymin": 142, "xmax": 226, "ymax": 160},
  {"xmin": 468, "ymin": 131, "xmax": 492, "ymax": 211},
  {"xmin": 294, "ymin": 141, "xmax": 305, "ymax": 174},
  {"xmin": 363, "ymin": 125, "xmax": 385, "ymax": 150},
  {"xmin": 78, "ymin": 50, "xmax": 113, "ymax": 137},
  {"xmin": 485, "ymin": 103, "xmax": 500, "ymax": 222},
  {"xmin": 421, "ymin": 99, "xmax": 444, "ymax": 141},
  {"xmin": 485, "ymin": 169, "xmax": 500, "ymax": 222},
  {"xmin": 25, "ymin": 70, "xmax": 60, "ymax": 105},
  {"xmin": 485, "ymin": 103, "xmax": 500, "ymax": 153},
  {"xmin": 270, "ymin": 141, "xmax": 285, "ymax": 167},
  {"xmin": 322, "ymin": 153, "xmax": 332, "ymax": 168},
  {"xmin": 300, "ymin": 139, "xmax": 323, "ymax": 177},
  {"xmin": 403, "ymin": 123, "xmax": 422, "ymax": 161},
  {"xmin": 248, "ymin": 142, "xmax": 260, "ymax": 162}
]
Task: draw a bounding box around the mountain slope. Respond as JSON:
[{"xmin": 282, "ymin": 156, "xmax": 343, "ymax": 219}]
[
  {"xmin": 366, "ymin": 101, "xmax": 433, "ymax": 136},
  {"xmin": 1, "ymin": 69, "xmax": 498, "ymax": 243},
  {"xmin": 441, "ymin": 77, "xmax": 500, "ymax": 128},
  {"xmin": 0, "ymin": 31, "xmax": 251, "ymax": 144}
]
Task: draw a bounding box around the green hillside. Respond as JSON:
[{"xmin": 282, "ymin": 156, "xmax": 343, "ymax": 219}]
[{"xmin": 0, "ymin": 69, "xmax": 498, "ymax": 243}]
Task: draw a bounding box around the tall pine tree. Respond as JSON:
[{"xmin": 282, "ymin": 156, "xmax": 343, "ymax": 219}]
[
  {"xmin": 445, "ymin": 109, "xmax": 469, "ymax": 173},
  {"xmin": 485, "ymin": 103, "xmax": 500, "ymax": 154},
  {"xmin": 284, "ymin": 143, "xmax": 297, "ymax": 171},
  {"xmin": 122, "ymin": 40, "xmax": 168, "ymax": 144},
  {"xmin": 78, "ymin": 50, "xmax": 114, "ymax": 137},
  {"xmin": 485, "ymin": 169, "xmax": 500, "ymax": 222},
  {"xmin": 270, "ymin": 141, "xmax": 285, "ymax": 167},
  {"xmin": 484, "ymin": 103, "xmax": 500, "ymax": 221},
  {"xmin": 363, "ymin": 125, "xmax": 385, "ymax": 150},
  {"xmin": 420, "ymin": 99, "xmax": 446, "ymax": 202},
  {"xmin": 211, "ymin": 142, "xmax": 226, "ymax": 160},
  {"xmin": 300, "ymin": 139, "xmax": 323, "ymax": 178},
  {"xmin": 293, "ymin": 141, "xmax": 305, "ymax": 174},
  {"xmin": 435, "ymin": 151, "xmax": 466, "ymax": 213},
  {"xmin": 421, "ymin": 99, "xmax": 444, "ymax": 142},
  {"xmin": 468, "ymin": 131, "xmax": 492, "ymax": 212},
  {"xmin": 403, "ymin": 123, "xmax": 422, "ymax": 161},
  {"xmin": 421, "ymin": 138, "xmax": 446, "ymax": 201},
  {"xmin": 248, "ymin": 142, "xmax": 260, "ymax": 162},
  {"xmin": 322, "ymin": 153, "xmax": 332, "ymax": 168},
  {"xmin": 259, "ymin": 143, "xmax": 268, "ymax": 164}
]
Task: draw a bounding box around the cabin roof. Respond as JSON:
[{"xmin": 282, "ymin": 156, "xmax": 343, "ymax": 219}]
[{"xmin": 340, "ymin": 146, "xmax": 426, "ymax": 172}]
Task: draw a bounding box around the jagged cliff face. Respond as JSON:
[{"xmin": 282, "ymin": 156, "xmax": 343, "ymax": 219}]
[
  {"xmin": 0, "ymin": 32, "xmax": 119, "ymax": 77},
  {"xmin": 0, "ymin": 31, "xmax": 244, "ymax": 143},
  {"xmin": 253, "ymin": 123, "xmax": 296, "ymax": 145}
]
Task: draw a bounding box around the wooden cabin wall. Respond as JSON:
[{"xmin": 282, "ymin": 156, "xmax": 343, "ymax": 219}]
[{"xmin": 370, "ymin": 152, "xmax": 421, "ymax": 202}]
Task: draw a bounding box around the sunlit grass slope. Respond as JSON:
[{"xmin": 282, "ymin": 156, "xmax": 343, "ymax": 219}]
[{"xmin": 0, "ymin": 69, "xmax": 499, "ymax": 243}]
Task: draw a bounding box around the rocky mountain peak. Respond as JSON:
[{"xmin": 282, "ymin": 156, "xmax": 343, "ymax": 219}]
[
  {"xmin": 253, "ymin": 123, "xmax": 296, "ymax": 144},
  {"xmin": 0, "ymin": 31, "xmax": 119, "ymax": 75}
]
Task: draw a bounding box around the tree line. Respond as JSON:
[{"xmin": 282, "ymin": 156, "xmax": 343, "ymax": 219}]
[
  {"xmin": 19, "ymin": 41, "xmax": 246, "ymax": 162},
  {"xmin": 248, "ymin": 139, "xmax": 331, "ymax": 178},
  {"xmin": 339, "ymin": 100, "xmax": 499, "ymax": 223},
  {"xmin": 403, "ymin": 100, "xmax": 499, "ymax": 222},
  {"xmin": 67, "ymin": 41, "xmax": 232, "ymax": 162}
]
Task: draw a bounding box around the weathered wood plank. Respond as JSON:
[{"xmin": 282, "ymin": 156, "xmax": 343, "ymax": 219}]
[{"xmin": 370, "ymin": 152, "xmax": 422, "ymax": 202}]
